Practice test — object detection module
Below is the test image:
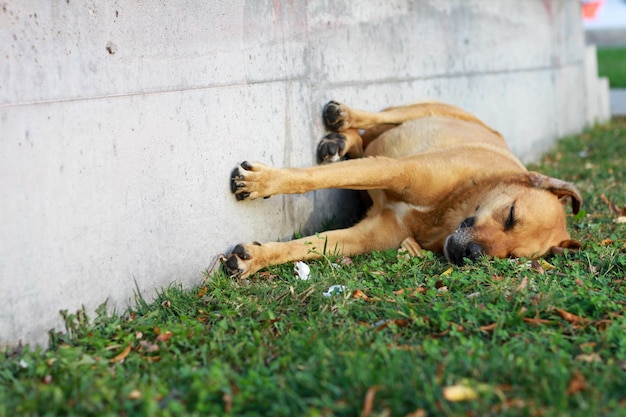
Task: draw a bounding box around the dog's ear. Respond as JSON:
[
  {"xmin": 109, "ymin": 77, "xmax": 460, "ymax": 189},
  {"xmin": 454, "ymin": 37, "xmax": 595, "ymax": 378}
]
[
  {"xmin": 527, "ymin": 172, "xmax": 583, "ymax": 214},
  {"xmin": 550, "ymin": 239, "xmax": 583, "ymax": 255}
]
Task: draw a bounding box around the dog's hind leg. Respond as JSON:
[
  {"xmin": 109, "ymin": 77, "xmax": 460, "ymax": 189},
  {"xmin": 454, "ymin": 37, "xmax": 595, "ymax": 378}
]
[
  {"xmin": 225, "ymin": 208, "xmax": 409, "ymax": 278},
  {"xmin": 318, "ymin": 100, "xmax": 467, "ymax": 163},
  {"xmin": 323, "ymin": 100, "xmax": 501, "ymax": 138}
]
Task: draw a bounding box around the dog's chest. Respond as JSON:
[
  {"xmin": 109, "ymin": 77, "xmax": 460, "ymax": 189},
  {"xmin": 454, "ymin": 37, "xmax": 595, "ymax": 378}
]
[
  {"xmin": 386, "ymin": 200, "xmax": 452, "ymax": 251},
  {"xmin": 388, "ymin": 200, "xmax": 435, "ymax": 231}
]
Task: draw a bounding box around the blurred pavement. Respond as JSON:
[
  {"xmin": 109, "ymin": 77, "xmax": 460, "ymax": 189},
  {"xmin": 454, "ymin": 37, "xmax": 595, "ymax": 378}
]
[{"xmin": 611, "ymin": 90, "xmax": 626, "ymax": 115}]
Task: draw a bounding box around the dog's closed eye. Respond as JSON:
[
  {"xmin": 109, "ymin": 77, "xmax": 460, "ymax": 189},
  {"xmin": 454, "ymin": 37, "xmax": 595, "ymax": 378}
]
[{"xmin": 504, "ymin": 205, "xmax": 517, "ymax": 230}]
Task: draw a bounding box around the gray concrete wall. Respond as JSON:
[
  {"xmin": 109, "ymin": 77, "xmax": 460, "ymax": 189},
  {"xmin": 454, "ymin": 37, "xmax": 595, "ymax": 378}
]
[{"xmin": 0, "ymin": 0, "xmax": 609, "ymax": 347}]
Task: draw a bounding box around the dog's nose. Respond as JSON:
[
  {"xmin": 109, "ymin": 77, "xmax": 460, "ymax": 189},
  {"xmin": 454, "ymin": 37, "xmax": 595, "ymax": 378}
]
[
  {"xmin": 459, "ymin": 216, "xmax": 476, "ymax": 228},
  {"xmin": 463, "ymin": 242, "xmax": 483, "ymax": 262},
  {"xmin": 444, "ymin": 236, "xmax": 483, "ymax": 265}
]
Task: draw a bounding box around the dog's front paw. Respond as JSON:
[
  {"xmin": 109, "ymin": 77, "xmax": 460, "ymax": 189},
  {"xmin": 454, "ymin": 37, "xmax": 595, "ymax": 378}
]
[
  {"xmin": 323, "ymin": 101, "xmax": 351, "ymax": 131},
  {"xmin": 317, "ymin": 133, "xmax": 347, "ymax": 163},
  {"xmin": 230, "ymin": 161, "xmax": 275, "ymax": 200},
  {"xmin": 224, "ymin": 242, "xmax": 263, "ymax": 278}
]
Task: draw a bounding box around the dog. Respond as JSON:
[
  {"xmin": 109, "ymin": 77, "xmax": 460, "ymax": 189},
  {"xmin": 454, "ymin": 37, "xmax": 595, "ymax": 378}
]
[{"xmin": 225, "ymin": 100, "xmax": 582, "ymax": 278}]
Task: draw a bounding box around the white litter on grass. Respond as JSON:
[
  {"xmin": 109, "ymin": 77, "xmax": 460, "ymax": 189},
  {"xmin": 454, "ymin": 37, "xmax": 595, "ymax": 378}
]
[
  {"xmin": 294, "ymin": 261, "xmax": 311, "ymax": 280},
  {"xmin": 323, "ymin": 285, "xmax": 349, "ymax": 297}
]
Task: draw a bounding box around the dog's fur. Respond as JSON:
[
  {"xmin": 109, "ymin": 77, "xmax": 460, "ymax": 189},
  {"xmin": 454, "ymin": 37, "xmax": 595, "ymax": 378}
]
[{"xmin": 225, "ymin": 101, "xmax": 582, "ymax": 278}]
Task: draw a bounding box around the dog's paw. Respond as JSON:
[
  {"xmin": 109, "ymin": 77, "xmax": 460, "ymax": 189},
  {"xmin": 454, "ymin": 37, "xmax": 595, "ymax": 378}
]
[
  {"xmin": 323, "ymin": 101, "xmax": 351, "ymax": 131},
  {"xmin": 230, "ymin": 161, "xmax": 274, "ymax": 200},
  {"xmin": 224, "ymin": 242, "xmax": 262, "ymax": 278},
  {"xmin": 317, "ymin": 133, "xmax": 347, "ymax": 163}
]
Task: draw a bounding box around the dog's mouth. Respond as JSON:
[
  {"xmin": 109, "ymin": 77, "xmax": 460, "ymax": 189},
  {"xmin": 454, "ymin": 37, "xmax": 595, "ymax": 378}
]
[{"xmin": 443, "ymin": 230, "xmax": 483, "ymax": 266}]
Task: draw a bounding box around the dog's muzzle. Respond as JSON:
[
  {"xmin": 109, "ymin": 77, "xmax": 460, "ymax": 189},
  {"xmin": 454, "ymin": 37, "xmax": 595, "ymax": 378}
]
[{"xmin": 443, "ymin": 216, "xmax": 483, "ymax": 265}]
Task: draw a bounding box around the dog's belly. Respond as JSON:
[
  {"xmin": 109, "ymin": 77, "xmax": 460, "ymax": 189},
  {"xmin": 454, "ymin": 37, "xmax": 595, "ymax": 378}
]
[{"xmin": 364, "ymin": 117, "xmax": 508, "ymax": 159}]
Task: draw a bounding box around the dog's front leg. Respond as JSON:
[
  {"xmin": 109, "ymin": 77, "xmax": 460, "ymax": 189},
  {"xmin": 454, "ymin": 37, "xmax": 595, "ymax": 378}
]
[
  {"xmin": 225, "ymin": 208, "xmax": 409, "ymax": 278},
  {"xmin": 230, "ymin": 156, "xmax": 411, "ymax": 200}
]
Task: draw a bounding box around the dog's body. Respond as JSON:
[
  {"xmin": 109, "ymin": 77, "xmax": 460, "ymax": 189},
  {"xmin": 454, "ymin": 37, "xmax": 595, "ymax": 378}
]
[{"xmin": 226, "ymin": 101, "xmax": 582, "ymax": 278}]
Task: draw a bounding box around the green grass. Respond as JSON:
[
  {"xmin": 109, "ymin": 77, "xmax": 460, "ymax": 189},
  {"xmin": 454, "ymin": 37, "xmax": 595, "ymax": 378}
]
[
  {"xmin": 597, "ymin": 47, "xmax": 626, "ymax": 88},
  {"xmin": 1, "ymin": 121, "xmax": 626, "ymax": 416}
]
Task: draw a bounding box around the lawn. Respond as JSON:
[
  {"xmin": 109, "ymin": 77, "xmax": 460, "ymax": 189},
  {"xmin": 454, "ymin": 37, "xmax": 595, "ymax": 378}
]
[
  {"xmin": 597, "ymin": 47, "xmax": 626, "ymax": 88},
  {"xmin": 1, "ymin": 120, "xmax": 625, "ymax": 416}
]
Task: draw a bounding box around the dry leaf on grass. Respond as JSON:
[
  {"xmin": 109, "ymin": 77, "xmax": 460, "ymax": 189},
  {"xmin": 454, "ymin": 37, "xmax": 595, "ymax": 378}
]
[
  {"xmin": 138, "ymin": 340, "xmax": 159, "ymax": 353},
  {"xmin": 393, "ymin": 287, "xmax": 427, "ymax": 297},
  {"xmin": 566, "ymin": 371, "xmax": 587, "ymax": 395},
  {"xmin": 601, "ymin": 194, "xmax": 626, "ymax": 216},
  {"xmin": 516, "ymin": 276, "xmax": 529, "ymax": 291},
  {"xmin": 257, "ymin": 271, "xmax": 278, "ymax": 280},
  {"xmin": 372, "ymin": 319, "xmax": 409, "ymax": 332},
  {"xmin": 600, "ymin": 194, "xmax": 626, "ymax": 223},
  {"xmin": 353, "ymin": 289, "xmax": 370, "ymax": 301},
  {"xmin": 223, "ymin": 392, "xmax": 233, "ymax": 413},
  {"xmin": 339, "ymin": 256, "xmax": 353, "ymax": 264},
  {"xmin": 128, "ymin": 389, "xmax": 142, "ymax": 400},
  {"xmin": 441, "ymin": 267, "xmax": 454, "ymax": 276},
  {"xmin": 554, "ymin": 308, "xmax": 588, "ymax": 324},
  {"xmin": 575, "ymin": 353, "xmax": 602, "ymax": 363},
  {"xmin": 361, "ymin": 386, "xmax": 379, "ymax": 417},
  {"xmin": 156, "ymin": 330, "xmax": 173, "ymax": 343},
  {"xmin": 109, "ymin": 344, "xmax": 132, "ymax": 364},
  {"xmin": 479, "ymin": 323, "xmax": 498, "ymax": 332},
  {"xmin": 443, "ymin": 384, "xmax": 478, "ymax": 402},
  {"xmin": 387, "ymin": 344, "xmax": 419, "ymax": 351},
  {"xmin": 523, "ymin": 317, "xmax": 554, "ymax": 326},
  {"xmin": 531, "ymin": 259, "xmax": 555, "ymax": 275},
  {"xmin": 489, "ymin": 398, "xmax": 528, "ymax": 413}
]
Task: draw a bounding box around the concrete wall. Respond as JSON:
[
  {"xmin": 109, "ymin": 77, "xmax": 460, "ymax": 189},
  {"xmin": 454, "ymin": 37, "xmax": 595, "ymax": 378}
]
[{"xmin": 0, "ymin": 0, "xmax": 609, "ymax": 347}]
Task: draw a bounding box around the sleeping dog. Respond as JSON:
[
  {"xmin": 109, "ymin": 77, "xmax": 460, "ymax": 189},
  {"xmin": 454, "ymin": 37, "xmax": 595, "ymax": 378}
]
[{"xmin": 225, "ymin": 100, "xmax": 582, "ymax": 278}]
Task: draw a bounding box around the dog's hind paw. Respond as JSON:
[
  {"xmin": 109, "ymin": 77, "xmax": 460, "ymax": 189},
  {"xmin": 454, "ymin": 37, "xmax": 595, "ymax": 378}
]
[
  {"xmin": 317, "ymin": 133, "xmax": 347, "ymax": 163},
  {"xmin": 323, "ymin": 101, "xmax": 351, "ymax": 131}
]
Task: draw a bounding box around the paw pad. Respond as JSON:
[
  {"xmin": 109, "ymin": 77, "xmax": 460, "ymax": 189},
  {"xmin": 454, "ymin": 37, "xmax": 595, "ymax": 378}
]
[
  {"xmin": 323, "ymin": 101, "xmax": 348, "ymax": 131},
  {"xmin": 224, "ymin": 244, "xmax": 250, "ymax": 277},
  {"xmin": 317, "ymin": 133, "xmax": 346, "ymax": 163}
]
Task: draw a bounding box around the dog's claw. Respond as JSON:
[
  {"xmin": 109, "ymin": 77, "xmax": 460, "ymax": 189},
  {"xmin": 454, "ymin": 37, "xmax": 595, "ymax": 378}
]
[
  {"xmin": 230, "ymin": 168, "xmax": 241, "ymax": 193},
  {"xmin": 230, "ymin": 162, "xmax": 256, "ymax": 200},
  {"xmin": 235, "ymin": 192, "xmax": 250, "ymax": 201}
]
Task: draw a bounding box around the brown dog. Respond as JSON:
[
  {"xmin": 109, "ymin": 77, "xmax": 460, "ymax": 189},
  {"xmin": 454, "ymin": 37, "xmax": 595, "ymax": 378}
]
[{"xmin": 225, "ymin": 101, "xmax": 582, "ymax": 278}]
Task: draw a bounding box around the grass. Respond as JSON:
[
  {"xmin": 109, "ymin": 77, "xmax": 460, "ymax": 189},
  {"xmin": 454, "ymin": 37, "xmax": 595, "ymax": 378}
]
[
  {"xmin": 1, "ymin": 120, "xmax": 626, "ymax": 416},
  {"xmin": 597, "ymin": 47, "xmax": 626, "ymax": 88}
]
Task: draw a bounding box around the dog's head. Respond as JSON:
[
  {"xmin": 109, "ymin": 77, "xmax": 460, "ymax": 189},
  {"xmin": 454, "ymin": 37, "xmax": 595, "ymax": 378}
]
[{"xmin": 444, "ymin": 172, "xmax": 582, "ymax": 265}]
